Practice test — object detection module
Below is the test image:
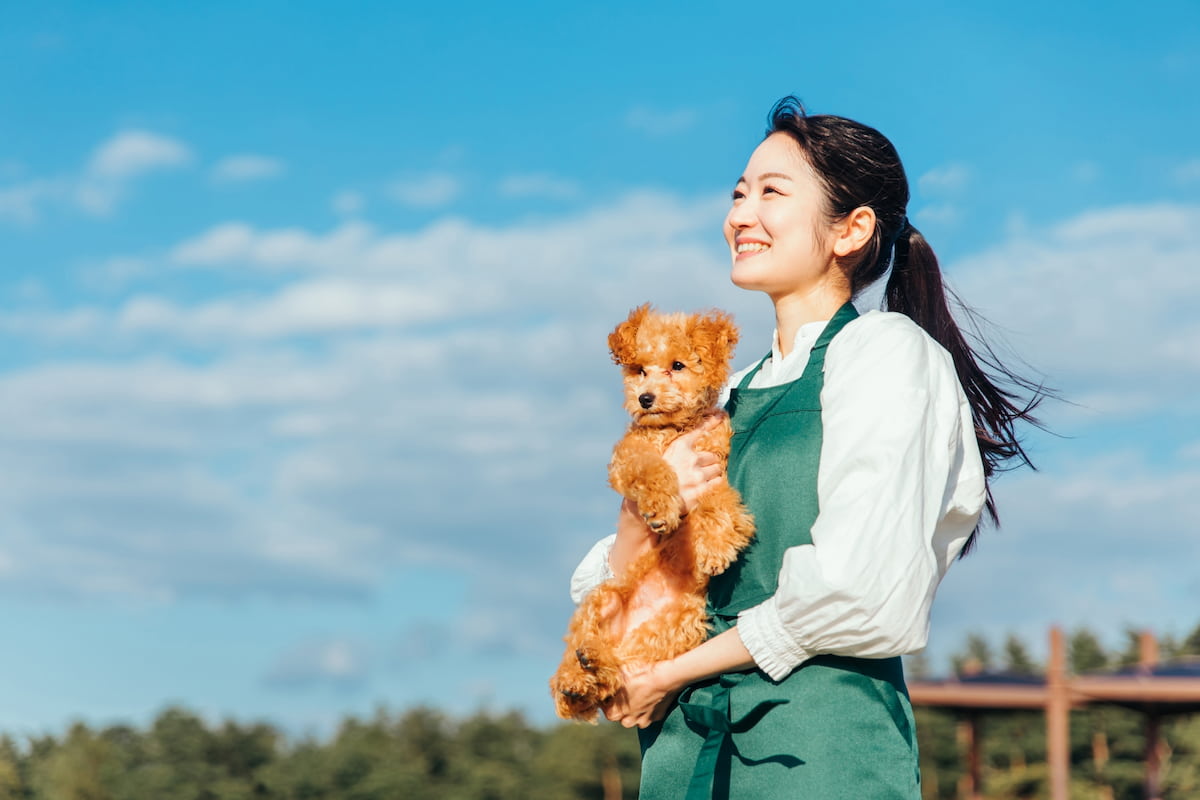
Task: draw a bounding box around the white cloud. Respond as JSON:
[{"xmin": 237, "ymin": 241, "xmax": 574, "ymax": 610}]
[
  {"xmin": 210, "ymin": 154, "xmax": 286, "ymax": 183},
  {"xmin": 0, "ymin": 130, "xmax": 193, "ymax": 223},
  {"xmin": 387, "ymin": 172, "xmax": 460, "ymax": 208},
  {"xmin": 931, "ymin": 453, "xmax": 1200, "ymax": 663},
  {"xmin": 264, "ymin": 638, "xmax": 371, "ymax": 688},
  {"xmin": 917, "ymin": 162, "xmax": 972, "ymax": 195},
  {"xmin": 1072, "ymin": 161, "xmax": 1101, "ymax": 183},
  {"xmin": 913, "ymin": 203, "xmax": 961, "ymax": 227},
  {"xmin": 1173, "ymin": 158, "xmax": 1200, "ymax": 184},
  {"xmin": 949, "ymin": 203, "xmax": 1200, "ymax": 395},
  {"xmin": 0, "ymin": 188, "xmax": 747, "ymax": 605},
  {"xmin": 77, "ymin": 130, "xmax": 194, "ymax": 216},
  {"xmin": 625, "ymin": 105, "xmax": 698, "ymax": 137},
  {"xmin": 0, "ymin": 178, "xmax": 65, "ymax": 224},
  {"xmin": 169, "ymin": 220, "xmax": 375, "ymax": 270},
  {"xmin": 331, "ymin": 189, "xmax": 365, "ymax": 216},
  {"xmin": 114, "ymin": 279, "xmax": 454, "ymax": 339},
  {"xmin": 36, "ymin": 191, "xmax": 738, "ymax": 343},
  {"xmin": 85, "ymin": 130, "xmax": 192, "ymax": 180},
  {"xmin": 914, "ymin": 163, "xmax": 971, "ymax": 227}
]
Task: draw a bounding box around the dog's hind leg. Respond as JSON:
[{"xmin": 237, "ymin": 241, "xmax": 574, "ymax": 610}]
[{"xmin": 549, "ymin": 586, "xmax": 624, "ymax": 721}]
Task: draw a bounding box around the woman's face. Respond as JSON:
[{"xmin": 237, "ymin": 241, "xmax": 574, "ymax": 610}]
[{"xmin": 723, "ymin": 133, "xmax": 835, "ymax": 301}]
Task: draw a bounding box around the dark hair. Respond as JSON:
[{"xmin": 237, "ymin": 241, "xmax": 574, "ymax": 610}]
[{"xmin": 766, "ymin": 96, "xmax": 1047, "ymax": 553}]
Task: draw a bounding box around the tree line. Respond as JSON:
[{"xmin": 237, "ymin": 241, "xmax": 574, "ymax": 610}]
[{"xmin": 1, "ymin": 624, "xmax": 1198, "ymax": 799}]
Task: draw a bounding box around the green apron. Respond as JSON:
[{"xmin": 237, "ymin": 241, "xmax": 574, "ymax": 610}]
[{"xmin": 636, "ymin": 303, "xmax": 920, "ymax": 800}]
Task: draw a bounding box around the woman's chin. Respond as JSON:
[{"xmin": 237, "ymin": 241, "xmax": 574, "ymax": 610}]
[{"xmin": 729, "ymin": 268, "xmax": 770, "ymax": 293}]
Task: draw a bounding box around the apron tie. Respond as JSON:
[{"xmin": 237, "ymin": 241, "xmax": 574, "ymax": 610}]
[{"xmin": 677, "ymin": 674, "xmax": 789, "ymax": 800}]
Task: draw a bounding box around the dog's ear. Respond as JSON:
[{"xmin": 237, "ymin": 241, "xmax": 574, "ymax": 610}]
[
  {"xmin": 691, "ymin": 310, "xmax": 740, "ymax": 383},
  {"xmin": 609, "ymin": 303, "xmax": 652, "ymax": 366}
]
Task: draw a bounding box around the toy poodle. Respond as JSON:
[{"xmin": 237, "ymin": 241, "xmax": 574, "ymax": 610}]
[{"xmin": 550, "ymin": 304, "xmax": 755, "ymax": 721}]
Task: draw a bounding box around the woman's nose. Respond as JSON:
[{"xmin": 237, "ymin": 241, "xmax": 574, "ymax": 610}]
[{"xmin": 726, "ymin": 201, "xmax": 754, "ymax": 230}]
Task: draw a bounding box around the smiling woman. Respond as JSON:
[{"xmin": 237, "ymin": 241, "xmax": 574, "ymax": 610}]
[{"xmin": 566, "ymin": 96, "xmax": 1048, "ymax": 800}]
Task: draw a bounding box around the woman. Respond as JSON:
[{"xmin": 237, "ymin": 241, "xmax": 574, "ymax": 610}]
[{"xmin": 569, "ymin": 97, "xmax": 1043, "ymax": 799}]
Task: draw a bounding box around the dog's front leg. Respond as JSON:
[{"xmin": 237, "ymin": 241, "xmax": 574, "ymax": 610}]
[{"xmin": 609, "ymin": 435, "xmax": 684, "ymax": 536}]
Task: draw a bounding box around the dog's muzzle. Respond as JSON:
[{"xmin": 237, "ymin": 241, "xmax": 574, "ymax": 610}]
[{"xmin": 638, "ymin": 392, "xmax": 655, "ymax": 409}]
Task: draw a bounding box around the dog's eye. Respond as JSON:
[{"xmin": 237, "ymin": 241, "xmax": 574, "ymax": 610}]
[
  {"xmin": 671, "ymin": 361, "xmax": 686, "ymax": 371},
  {"xmin": 637, "ymin": 367, "xmax": 646, "ymax": 377}
]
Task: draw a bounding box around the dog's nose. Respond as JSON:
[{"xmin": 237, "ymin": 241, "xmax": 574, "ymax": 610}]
[{"xmin": 638, "ymin": 393, "xmax": 655, "ymax": 409}]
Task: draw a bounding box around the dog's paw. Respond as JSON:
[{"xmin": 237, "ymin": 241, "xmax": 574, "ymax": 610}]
[
  {"xmin": 550, "ymin": 664, "xmax": 603, "ymax": 721},
  {"xmin": 696, "ymin": 547, "xmax": 736, "ymax": 576},
  {"xmin": 637, "ymin": 493, "xmax": 684, "ymax": 536},
  {"xmin": 575, "ymin": 647, "xmax": 598, "ymax": 672}
]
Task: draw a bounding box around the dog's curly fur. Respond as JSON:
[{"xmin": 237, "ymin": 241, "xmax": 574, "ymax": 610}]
[{"xmin": 550, "ymin": 304, "xmax": 755, "ymax": 721}]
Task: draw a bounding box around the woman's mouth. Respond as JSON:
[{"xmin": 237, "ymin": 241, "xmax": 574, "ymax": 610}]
[{"xmin": 735, "ymin": 241, "xmax": 770, "ymax": 258}]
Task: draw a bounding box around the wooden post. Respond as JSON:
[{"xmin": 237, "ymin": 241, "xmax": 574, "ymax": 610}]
[
  {"xmin": 1139, "ymin": 630, "xmax": 1159, "ymax": 672},
  {"xmin": 1046, "ymin": 626, "xmax": 1070, "ymax": 800},
  {"xmin": 956, "ymin": 713, "xmax": 983, "ymax": 800},
  {"xmin": 1145, "ymin": 713, "xmax": 1162, "ymax": 800},
  {"xmin": 1140, "ymin": 631, "xmax": 1162, "ymax": 800},
  {"xmin": 602, "ymin": 753, "xmax": 622, "ymax": 800}
]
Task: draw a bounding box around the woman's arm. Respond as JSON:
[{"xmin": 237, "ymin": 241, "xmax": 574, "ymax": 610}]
[{"xmin": 603, "ymin": 627, "xmax": 755, "ymax": 729}]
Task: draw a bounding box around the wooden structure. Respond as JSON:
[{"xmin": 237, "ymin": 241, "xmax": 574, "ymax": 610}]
[{"xmin": 908, "ymin": 628, "xmax": 1200, "ymax": 800}]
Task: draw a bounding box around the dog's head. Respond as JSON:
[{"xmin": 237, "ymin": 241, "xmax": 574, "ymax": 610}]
[{"xmin": 607, "ymin": 304, "xmax": 739, "ymax": 428}]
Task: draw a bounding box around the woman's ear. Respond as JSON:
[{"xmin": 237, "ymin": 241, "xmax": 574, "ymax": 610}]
[{"xmin": 831, "ymin": 206, "xmax": 876, "ymax": 258}]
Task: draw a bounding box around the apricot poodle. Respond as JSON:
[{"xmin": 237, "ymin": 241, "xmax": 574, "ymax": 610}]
[{"xmin": 550, "ymin": 304, "xmax": 755, "ymax": 721}]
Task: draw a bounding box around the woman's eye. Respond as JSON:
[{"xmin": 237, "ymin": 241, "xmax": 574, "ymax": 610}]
[
  {"xmin": 731, "ymin": 188, "xmax": 745, "ymax": 200},
  {"xmin": 672, "ymin": 361, "xmax": 685, "ymax": 371},
  {"xmin": 763, "ymin": 185, "xmax": 779, "ymax": 195}
]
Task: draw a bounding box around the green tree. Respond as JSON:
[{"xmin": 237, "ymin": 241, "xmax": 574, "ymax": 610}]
[
  {"xmin": 1180, "ymin": 622, "xmax": 1200, "ymax": 657},
  {"xmin": 951, "ymin": 633, "xmax": 993, "ymax": 675},
  {"xmin": 1068, "ymin": 627, "xmax": 1109, "ymax": 673},
  {"xmin": 29, "ymin": 722, "xmax": 117, "ymax": 800},
  {"xmin": 1002, "ymin": 633, "xmax": 1039, "ymax": 675},
  {"xmin": 534, "ymin": 722, "xmax": 640, "ymax": 800},
  {"xmin": 1115, "ymin": 628, "xmax": 1149, "ymax": 669},
  {"xmin": 0, "ymin": 736, "xmax": 25, "ymax": 800}
]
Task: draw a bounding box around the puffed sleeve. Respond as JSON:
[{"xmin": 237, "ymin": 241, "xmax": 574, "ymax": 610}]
[
  {"xmin": 569, "ymin": 534, "xmax": 616, "ymax": 604},
  {"xmin": 736, "ymin": 312, "xmax": 986, "ymax": 680}
]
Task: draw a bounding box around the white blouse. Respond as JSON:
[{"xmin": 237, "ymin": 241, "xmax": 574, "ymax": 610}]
[{"xmin": 569, "ymin": 310, "xmax": 987, "ymax": 681}]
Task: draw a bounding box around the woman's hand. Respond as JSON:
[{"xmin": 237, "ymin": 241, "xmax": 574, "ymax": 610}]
[
  {"xmin": 610, "ymin": 417, "xmax": 726, "ymax": 577},
  {"xmin": 664, "ymin": 415, "xmax": 726, "ymax": 514},
  {"xmin": 602, "ymin": 661, "xmax": 681, "ymax": 729},
  {"xmin": 604, "ymin": 630, "xmax": 758, "ymax": 728}
]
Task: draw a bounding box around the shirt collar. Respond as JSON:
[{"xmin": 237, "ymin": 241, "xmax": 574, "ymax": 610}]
[{"xmin": 764, "ymin": 319, "xmax": 831, "ymax": 380}]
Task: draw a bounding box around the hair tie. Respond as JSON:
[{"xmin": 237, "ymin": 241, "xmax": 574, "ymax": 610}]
[{"xmin": 884, "ymin": 214, "xmax": 910, "ymax": 260}]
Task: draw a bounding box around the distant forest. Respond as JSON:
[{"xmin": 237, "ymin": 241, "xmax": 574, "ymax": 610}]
[{"xmin": 3, "ymin": 624, "xmax": 1198, "ymax": 800}]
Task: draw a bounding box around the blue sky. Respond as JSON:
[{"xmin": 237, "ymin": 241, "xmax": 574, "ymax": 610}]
[{"xmin": 2, "ymin": 2, "xmax": 1198, "ymax": 738}]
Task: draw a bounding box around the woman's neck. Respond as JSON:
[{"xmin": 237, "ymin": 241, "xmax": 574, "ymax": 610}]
[{"xmin": 772, "ymin": 288, "xmax": 851, "ymax": 358}]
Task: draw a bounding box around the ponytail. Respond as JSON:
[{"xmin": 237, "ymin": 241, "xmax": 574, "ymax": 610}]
[{"xmin": 886, "ymin": 225, "xmax": 1047, "ymax": 551}]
